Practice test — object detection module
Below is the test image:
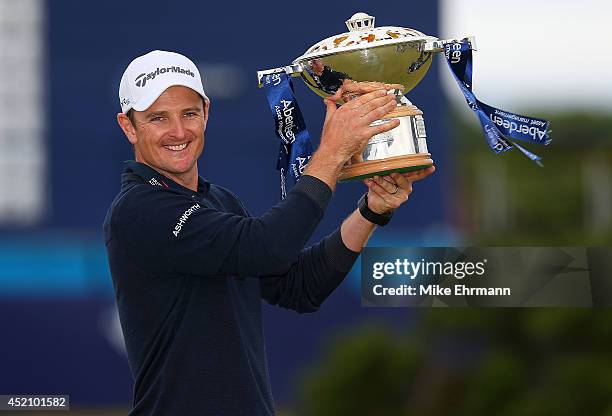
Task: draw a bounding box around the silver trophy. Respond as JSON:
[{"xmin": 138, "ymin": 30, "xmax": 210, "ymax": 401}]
[{"xmin": 258, "ymin": 12, "xmax": 475, "ymax": 181}]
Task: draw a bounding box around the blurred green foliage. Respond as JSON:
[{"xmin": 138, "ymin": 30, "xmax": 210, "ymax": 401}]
[
  {"xmin": 297, "ymin": 310, "xmax": 612, "ymax": 416},
  {"xmin": 450, "ymin": 111, "xmax": 612, "ymax": 245},
  {"xmin": 295, "ymin": 112, "xmax": 612, "ymax": 416}
]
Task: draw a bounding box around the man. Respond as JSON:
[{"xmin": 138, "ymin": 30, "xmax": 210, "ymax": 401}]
[{"xmin": 104, "ymin": 50, "xmax": 434, "ymax": 415}]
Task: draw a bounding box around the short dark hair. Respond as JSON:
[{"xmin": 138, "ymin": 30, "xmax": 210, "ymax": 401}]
[
  {"xmin": 124, "ymin": 110, "xmax": 137, "ymax": 151},
  {"xmin": 127, "ymin": 109, "xmax": 137, "ymax": 128}
]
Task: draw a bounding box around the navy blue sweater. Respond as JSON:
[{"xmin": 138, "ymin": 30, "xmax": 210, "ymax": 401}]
[{"xmin": 103, "ymin": 161, "xmax": 359, "ymax": 415}]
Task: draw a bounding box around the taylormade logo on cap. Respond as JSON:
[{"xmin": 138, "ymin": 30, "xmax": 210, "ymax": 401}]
[
  {"xmin": 134, "ymin": 66, "xmax": 195, "ymax": 88},
  {"xmin": 118, "ymin": 50, "xmax": 208, "ymax": 113}
]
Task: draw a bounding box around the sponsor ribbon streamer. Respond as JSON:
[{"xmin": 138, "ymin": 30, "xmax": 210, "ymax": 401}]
[
  {"xmin": 445, "ymin": 40, "xmax": 551, "ymax": 165},
  {"xmin": 263, "ymin": 72, "xmax": 313, "ymax": 199}
]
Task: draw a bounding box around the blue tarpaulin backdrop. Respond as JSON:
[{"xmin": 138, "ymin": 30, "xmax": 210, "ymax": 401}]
[{"xmin": 0, "ymin": 0, "xmax": 448, "ymax": 407}]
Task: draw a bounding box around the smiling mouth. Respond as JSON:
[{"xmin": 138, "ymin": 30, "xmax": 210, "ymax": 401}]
[{"xmin": 164, "ymin": 142, "xmax": 188, "ymax": 151}]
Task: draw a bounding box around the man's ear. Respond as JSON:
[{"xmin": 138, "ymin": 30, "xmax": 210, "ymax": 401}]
[{"xmin": 117, "ymin": 113, "xmax": 138, "ymax": 145}]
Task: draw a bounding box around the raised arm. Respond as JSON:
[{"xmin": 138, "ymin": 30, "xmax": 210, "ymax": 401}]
[
  {"xmin": 260, "ymin": 168, "xmax": 436, "ymax": 313},
  {"xmin": 111, "ymin": 84, "xmax": 401, "ymax": 278}
]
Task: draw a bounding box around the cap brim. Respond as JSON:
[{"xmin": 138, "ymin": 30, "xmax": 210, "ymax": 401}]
[{"xmin": 129, "ymin": 83, "xmax": 209, "ymax": 113}]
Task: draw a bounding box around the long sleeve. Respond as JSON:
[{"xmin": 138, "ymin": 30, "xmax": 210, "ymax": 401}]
[
  {"xmin": 260, "ymin": 227, "xmax": 360, "ymax": 313},
  {"xmin": 110, "ymin": 175, "xmax": 332, "ymax": 278}
]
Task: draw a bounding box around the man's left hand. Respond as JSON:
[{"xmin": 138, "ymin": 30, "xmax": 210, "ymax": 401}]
[{"xmin": 363, "ymin": 166, "xmax": 436, "ymax": 214}]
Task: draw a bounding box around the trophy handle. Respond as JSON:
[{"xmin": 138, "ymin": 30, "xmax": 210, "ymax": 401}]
[
  {"xmin": 257, "ymin": 64, "xmax": 304, "ymax": 88},
  {"xmin": 424, "ymin": 36, "xmax": 477, "ymax": 53}
]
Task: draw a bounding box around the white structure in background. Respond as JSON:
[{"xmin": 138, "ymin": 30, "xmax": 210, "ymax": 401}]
[
  {"xmin": 0, "ymin": 0, "xmax": 45, "ymax": 225},
  {"xmin": 440, "ymin": 0, "xmax": 612, "ymax": 233},
  {"xmin": 440, "ymin": 0, "xmax": 612, "ymax": 111}
]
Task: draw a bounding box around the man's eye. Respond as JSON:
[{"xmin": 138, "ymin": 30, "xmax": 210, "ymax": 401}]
[
  {"xmin": 184, "ymin": 112, "xmax": 197, "ymax": 118},
  {"xmin": 150, "ymin": 116, "xmax": 164, "ymax": 122}
]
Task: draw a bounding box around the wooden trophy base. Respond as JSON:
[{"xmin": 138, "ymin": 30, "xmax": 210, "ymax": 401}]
[
  {"xmin": 338, "ymin": 104, "xmax": 433, "ymax": 182},
  {"xmin": 338, "ymin": 153, "xmax": 434, "ymax": 182}
]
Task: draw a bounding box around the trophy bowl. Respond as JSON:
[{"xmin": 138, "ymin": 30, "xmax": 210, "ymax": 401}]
[
  {"xmin": 259, "ymin": 12, "xmax": 474, "ymax": 181},
  {"xmin": 293, "ymin": 14, "xmax": 435, "ymax": 100}
]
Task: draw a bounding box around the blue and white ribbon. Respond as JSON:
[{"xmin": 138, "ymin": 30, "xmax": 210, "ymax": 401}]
[
  {"xmin": 445, "ymin": 40, "xmax": 551, "ymax": 165},
  {"xmin": 263, "ymin": 72, "xmax": 313, "ymax": 199}
]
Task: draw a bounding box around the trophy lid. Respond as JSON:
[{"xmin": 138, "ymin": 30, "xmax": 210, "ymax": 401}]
[{"xmin": 293, "ymin": 12, "xmax": 437, "ymax": 63}]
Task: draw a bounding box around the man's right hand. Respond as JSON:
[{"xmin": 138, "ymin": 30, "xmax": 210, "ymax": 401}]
[{"xmin": 304, "ymin": 81, "xmax": 401, "ymax": 191}]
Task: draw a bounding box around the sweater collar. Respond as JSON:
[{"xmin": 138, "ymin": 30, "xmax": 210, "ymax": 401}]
[{"xmin": 122, "ymin": 160, "xmax": 208, "ymax": 196}]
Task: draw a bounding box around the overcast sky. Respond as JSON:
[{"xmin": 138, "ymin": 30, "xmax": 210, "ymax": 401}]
[{"xmin": 440, "ymin": 0, "xmax": 612, "ymax": 111}]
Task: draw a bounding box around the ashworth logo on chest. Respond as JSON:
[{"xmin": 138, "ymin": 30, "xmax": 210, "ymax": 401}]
[
  {"xmin": 173, "ymin": 203, "xmax": 201, "ymax": 237},
  {"xmin": 135, "ymin": 66, "xmax": 195, "ymax": 88}
]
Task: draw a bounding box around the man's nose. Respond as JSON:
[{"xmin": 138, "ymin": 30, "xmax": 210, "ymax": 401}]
[{"xmin": 168, "ymin": 116, "xmax": 187, "ymax": 139}]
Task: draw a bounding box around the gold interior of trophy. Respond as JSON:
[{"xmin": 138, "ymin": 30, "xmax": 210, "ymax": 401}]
[{"xmin": 297, "ymin": 41, "xmax": 433, "ymax": 99}]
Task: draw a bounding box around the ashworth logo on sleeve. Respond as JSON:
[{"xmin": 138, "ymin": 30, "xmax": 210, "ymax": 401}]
[
  {"xmin": 135, "ymin": 66, "xmax": 195, "ymax": 88},
  {"xmin": 172, "ymin": 203, "xmax": 201, "ymax": 237}
]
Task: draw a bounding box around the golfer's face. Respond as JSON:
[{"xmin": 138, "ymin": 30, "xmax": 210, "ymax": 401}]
[{"xmin": 132, "ymin": 86, "xmax": 207, "ymax": 177}]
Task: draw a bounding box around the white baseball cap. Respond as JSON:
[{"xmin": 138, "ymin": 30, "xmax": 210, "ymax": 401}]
[{"xmin": 118, "ymin": 50, "xmax": 209, "ymax": 114}]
